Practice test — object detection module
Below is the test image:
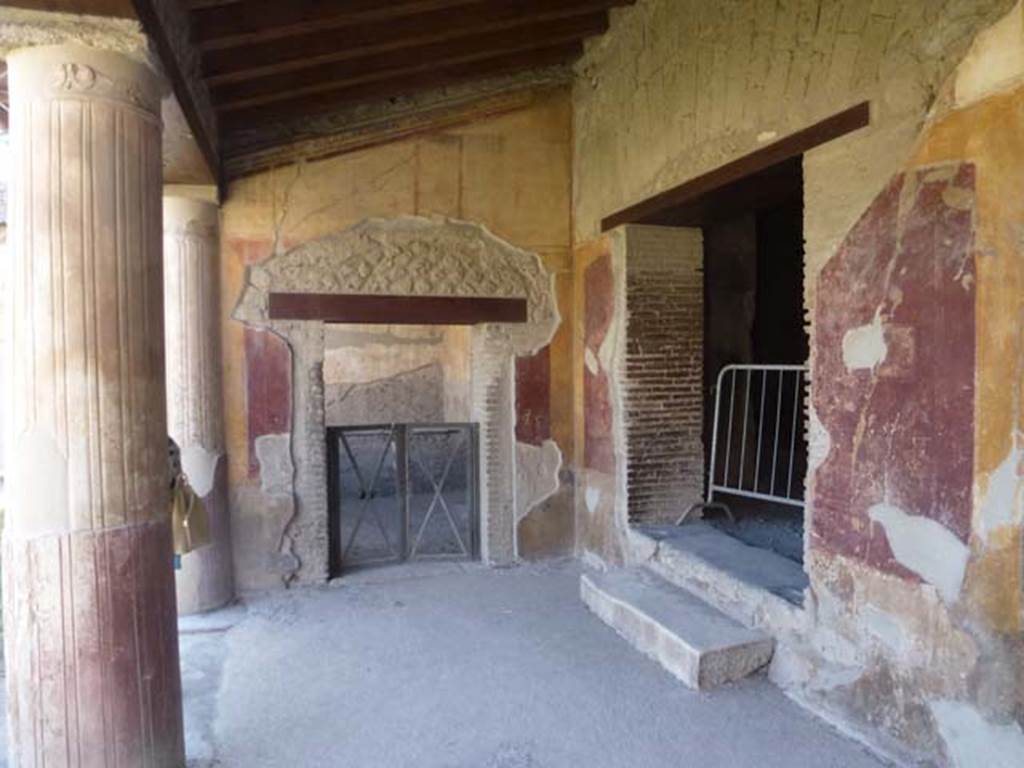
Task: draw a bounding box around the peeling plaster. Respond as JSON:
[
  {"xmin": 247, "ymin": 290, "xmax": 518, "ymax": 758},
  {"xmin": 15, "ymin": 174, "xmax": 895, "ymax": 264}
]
[
  {"xmin": 807, "ymin": 404, "xmax": 832, "ymax": 472},
  {"xmin": 584, "ymin": 347, "xmax": 599, "ymax": 375},
  {"xmin": 180, "ymin": 445, "xmax": 222, "ymax": 499},
  {"xmin": 930, "ymin": 700, "xmax": 1024, "ymax": 768},
  {"xmin": 234, "ymin": 216, "xmax": 560, "ymax": 574},
  {"xmin": 842, "ymin": 309, "xmax": 888, "ymax": 371},
  {"xmin": 977, "ymin": 442, "xmax": 1024, "ymax": 543},
  {"xmin": 254, "ymin": 433, "xmax": 294, "ymax": 496},
  {"xmin": 585, "ymin": 487, "xmax": 602, "ymax": 514},
  {"xmin": 869, "ymin": 503, "xmax": 969, "ymax": 604},
  {"xmin": 515, "ymin": 440, "xmax": 562, "ymax": 523},
  {"xmin": 863, "ymin": 604, "xmax": 911, "ymax": 656}
]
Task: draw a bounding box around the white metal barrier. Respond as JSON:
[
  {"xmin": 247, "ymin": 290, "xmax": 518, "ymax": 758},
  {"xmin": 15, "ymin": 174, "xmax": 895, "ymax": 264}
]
[{"xmin": 679, "ymin": 364, "xmax": 807, "ymax": 524}]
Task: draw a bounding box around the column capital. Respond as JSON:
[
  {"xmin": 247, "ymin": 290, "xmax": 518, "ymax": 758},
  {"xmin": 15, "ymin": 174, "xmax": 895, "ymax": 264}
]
[
  {"xmin": 163, "ymin": 194, "xmax": 220, "ymax": 239},
  {"xmin": 2, "ymin": 9, "xmax": 166, "ymax": 114}
]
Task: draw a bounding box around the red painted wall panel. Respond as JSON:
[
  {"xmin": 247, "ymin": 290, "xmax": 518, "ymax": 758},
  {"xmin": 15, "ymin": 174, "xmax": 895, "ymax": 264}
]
[{"xmin": 812, "ymin": 164, "xmax": 976, "ymax": 577}]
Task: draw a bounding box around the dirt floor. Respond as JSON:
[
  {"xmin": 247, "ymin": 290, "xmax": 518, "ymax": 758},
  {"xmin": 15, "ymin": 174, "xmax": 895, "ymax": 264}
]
[{"xmin": 169, "ymin": 560, "xmax": 887, "ymax": 768}]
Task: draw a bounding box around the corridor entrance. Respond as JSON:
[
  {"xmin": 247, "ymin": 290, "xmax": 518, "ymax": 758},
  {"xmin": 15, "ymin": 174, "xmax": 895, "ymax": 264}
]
[{"xmin": 327, "ymin": 424, "xmax": 480, "ymax": 574}]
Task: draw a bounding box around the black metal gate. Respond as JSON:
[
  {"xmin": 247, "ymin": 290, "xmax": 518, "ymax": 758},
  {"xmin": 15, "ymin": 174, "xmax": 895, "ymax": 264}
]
[{"xmin": 327, "ymin": 423, "xmax": 479, "ymax": 574}]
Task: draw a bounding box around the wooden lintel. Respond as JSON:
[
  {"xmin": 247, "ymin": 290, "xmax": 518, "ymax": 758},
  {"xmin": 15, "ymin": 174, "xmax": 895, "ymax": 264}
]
[
  {"xmin": 601, "ymin": 101, "xmax": 871, "ymax": 231},
  {"xmin": 268, "ymin": 293, "xmax": 528, "ymax": 325}
]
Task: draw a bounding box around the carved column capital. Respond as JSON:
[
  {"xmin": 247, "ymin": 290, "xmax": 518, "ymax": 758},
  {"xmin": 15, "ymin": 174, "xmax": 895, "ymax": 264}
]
[{"xmin": 6, "ymin": 40, "xmax": 165, "ymax": 117}]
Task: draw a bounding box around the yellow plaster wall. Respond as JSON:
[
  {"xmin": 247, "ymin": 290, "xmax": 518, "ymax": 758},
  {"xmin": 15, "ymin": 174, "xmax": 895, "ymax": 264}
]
[
  {"xmin": 908, "ymin": 85, "xmax": 1024, "ymax": 635},
  {"xmin": 219, "ymin": 89, "xmax": 575, "ymax": 533}
]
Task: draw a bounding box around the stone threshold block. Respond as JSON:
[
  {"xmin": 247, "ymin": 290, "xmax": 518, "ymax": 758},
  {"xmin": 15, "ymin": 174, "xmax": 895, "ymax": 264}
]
[{"xmin": 581, "ymin": 567, "xmax": 774, "ymax": 690}]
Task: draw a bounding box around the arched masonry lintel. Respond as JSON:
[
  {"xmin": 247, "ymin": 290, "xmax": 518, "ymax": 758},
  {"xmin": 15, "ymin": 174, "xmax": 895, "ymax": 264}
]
[{"xmin": 233, "ymin": 216, "xmax": 559, "ymax": 583}]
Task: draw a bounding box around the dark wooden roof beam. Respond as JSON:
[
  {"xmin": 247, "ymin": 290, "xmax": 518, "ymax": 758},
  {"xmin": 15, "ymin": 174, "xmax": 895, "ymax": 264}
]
[
  {"xmin": 221, "ymin": 42, "xmax": 580, "ymax": 130},
  {"xmin": 193, "ymin": 0, "xmax": 484, "ymax": 49},
  {"xmin": 202, "ymin": 0, "xmax": 625, "ymax": 83},
  {"xmin": 212, "ymin": 14, "xmax": 606, "ymax": 109}
]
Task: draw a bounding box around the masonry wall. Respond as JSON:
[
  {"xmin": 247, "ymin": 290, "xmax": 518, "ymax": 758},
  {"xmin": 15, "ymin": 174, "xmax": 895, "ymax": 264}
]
[
  {"xmin": 220, "ymin": 91, "xmax": 575, "ymax": 587},
  {"xmin": 624, "ymin": 226, "xmax": 704, "ymax": 523},
  {"xmin": 572, "ymin": 1, "xmax": 1024, "ymax": 764},
  {"xmin": 323, "ymin": 324, "xmax": 471, "ymax": 426}
]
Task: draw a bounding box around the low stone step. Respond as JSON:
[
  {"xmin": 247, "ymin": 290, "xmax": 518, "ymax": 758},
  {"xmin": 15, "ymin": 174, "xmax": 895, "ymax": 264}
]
[
  {"xmin": 633, "ymin": 523, "xmax": 808, "ymax": 637},
  {"xmin": 581, "ymin": 567, "xmax": 774, "ymax": 690}
]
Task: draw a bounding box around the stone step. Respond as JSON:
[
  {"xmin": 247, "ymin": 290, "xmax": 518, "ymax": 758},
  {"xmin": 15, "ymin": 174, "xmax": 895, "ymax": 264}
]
[
  {"xmin": 632, "ymin": 523, "xmax": 809, "ymax": 637},
  {"xmin": 581, "ymin": 567, "xmax": 775, "ymax": 690}
]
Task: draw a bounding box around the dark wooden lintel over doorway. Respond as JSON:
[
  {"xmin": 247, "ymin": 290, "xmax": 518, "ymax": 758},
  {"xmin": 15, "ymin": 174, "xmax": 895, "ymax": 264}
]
[
  {"xmin": 601, "ymin": 101, "xmax": 870, "ymax": 231},
  {"xmin": 268, "ymin": 292, "xmax": 528, "ymax": 325}
]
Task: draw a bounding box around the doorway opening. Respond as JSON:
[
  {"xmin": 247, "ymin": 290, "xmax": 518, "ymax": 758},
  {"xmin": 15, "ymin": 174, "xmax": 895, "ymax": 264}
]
[
  {"xmin": 320, "ymin": 323, "xmax": 481, "ymax": 576},
  {"xmin": 702, "ymin": 185, "xmax": 808, "ymax": 564},
  {"xmin": 600, "ymin": 103, "xmax": 869, "ymax": 606}
]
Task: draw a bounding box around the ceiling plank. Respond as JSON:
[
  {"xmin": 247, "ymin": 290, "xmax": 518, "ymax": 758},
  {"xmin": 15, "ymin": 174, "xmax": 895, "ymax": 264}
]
[
  {"xmin": 202, "ymin": 0, "xmax": 623, "ymax": 83},
  {"xmin": 212, "ymin": 14, "xmax": 606, "ymax": 109},
  {"xmin": 601, "ymin": 102, "xmax": 872, "ymax": 231},
  {"xmin": 185, "ymin": 0, "xmax": 240, "ymax": 8},
  {"xmin": 221, "ymin": 43, "xmax": 580, "ymax": 130},
  {"xmin": 193, "ymin": 0, "xmax": 484, "ymax": 50}
]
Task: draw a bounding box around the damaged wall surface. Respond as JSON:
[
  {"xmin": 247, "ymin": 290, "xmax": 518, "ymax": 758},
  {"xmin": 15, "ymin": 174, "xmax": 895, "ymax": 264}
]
[
  {"xmin": 220, "ymin": 94, "xmax": 576, "ymax": 588},
  {"xmin": 232, "ymin": 216, "xmax": 558, "ymax": 583},
  {"xmin": 322, "ymin": 324, "xmax": 472, "ymax": 426},
  {"xmin": 572, "ymin": 1, "xmax": 1024, "ymax": 765}
]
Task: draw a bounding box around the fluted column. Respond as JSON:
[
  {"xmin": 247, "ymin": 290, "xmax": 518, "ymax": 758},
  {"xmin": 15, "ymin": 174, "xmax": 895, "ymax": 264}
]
[
  {"xmin": 163, "ymin": 196, "xmax": 234, "ymax": 613},
  {"xmin": 2, "ymin": 42, "xmax": 185, "ymax": 766}
]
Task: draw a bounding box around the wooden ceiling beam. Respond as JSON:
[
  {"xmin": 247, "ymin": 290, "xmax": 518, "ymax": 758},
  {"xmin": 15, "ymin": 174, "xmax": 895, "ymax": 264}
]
[
  {"xmin": 202, "ymin": 0, "xmax": 624, "ymax": 83},
  {"xmin": 131, "ymin": 0, "xmax": 224, "ymax": 193},
  {"xmin": 221, "ymin": 43, "xmax": 580, "ymax": 130},
  {"xmin": 185, "ymin": 0, "xmax": 240, "ymax": 8},
  {"xmin": 193, "ymin": 0, "xmax": 484, "ymax": 50},
  {"xmin": 211, "ymin": 14, "xmax": 606, "ymax": 109}
]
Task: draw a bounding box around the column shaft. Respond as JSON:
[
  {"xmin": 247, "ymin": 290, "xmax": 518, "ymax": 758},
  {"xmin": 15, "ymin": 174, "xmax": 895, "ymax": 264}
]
[
  {"xmin": 163, "ymin": 196, "xmax": 234, "ymax": 613},
  {"xmin": 3, "ymin": 43, "xmax": 185, "ymax": 767}
]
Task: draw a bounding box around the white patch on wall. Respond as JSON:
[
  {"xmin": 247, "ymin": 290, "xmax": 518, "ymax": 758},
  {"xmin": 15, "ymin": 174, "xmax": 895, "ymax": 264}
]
[
  {"xmin": 863, "ymin": 604, "xmax": 910, "ymax": 656},
  {"xmin": 977, "ymin": 443, "xmax": 1023, "ymax": 544},
  {"xmin": 584, "ymin": 346, "xmax": 600, "ymax": 375},
  {"xmin": 585, "ymin": 486, "xmax": 602, "ymax": 514},
  {"xmin": 515, "ymin": 440, "xmax": 562, "ymax": 523},
  {"xmin": 954, "ymin": 0, "xmax": 1024, "ymax": 108},
  {"xmin": 180, "ymin": 445, "xmax": 221, "ymax": 498},
  {"xmin": 254, "ymin": 433, "xmax": 294, "ymax": 496},
  {"xmin": 842, "ymin": 309, "xmax": 888, "ymax": 371},
  {"xmin": 930, "ymin": 699, "xmax": 1024, "ymax": 768},
  {"xmin": 7, "ymin": 428, "xmax": 68, "ymax": 536},
  {"xmin": 807, "ymin": 403, "xmax": 832, "ymax": 471},
  {"xmin": 868, "ymin": 503, "xmax": 969, "ymax": 604}
]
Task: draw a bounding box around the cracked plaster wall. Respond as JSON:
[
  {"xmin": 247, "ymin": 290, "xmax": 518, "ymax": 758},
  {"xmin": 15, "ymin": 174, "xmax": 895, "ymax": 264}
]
[
  {"xmin": 573, "ymin": 2, "xmax": 1024, "ymax": 765},
  {"xmin": 231, "ymin": 216, "xmax": 558, "ymax": 582},
  {"xmin": 323, "ymin": 325, "xmax": 472, "ymax": 426},
  {"xmin": 220, "ymin": 95, "xmax": 576, "ymax": 581}
]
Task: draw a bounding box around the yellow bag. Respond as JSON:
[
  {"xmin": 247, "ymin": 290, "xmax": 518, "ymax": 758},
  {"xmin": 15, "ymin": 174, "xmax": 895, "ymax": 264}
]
[{"xmin": 170, "ymin": 474, "xmax": 211, "ymax": 556}]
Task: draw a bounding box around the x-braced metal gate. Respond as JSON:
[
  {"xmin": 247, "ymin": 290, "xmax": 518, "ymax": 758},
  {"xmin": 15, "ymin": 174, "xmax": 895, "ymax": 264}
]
[{"xmin": 327, "ymin": 423, "xmax": 479, "ymax": 574}]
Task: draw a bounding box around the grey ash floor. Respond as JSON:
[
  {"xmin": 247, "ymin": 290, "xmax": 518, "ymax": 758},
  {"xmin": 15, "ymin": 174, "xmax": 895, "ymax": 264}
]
[{"xmin": 179, "ymin": 560, "xmax": 888, "ymax": 768}]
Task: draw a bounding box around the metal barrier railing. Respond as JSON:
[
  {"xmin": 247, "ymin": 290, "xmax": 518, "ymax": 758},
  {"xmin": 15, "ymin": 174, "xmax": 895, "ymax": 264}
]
[{"xmin": 679, "ymin": 364, "xmax": 807, "ymax": 524}]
